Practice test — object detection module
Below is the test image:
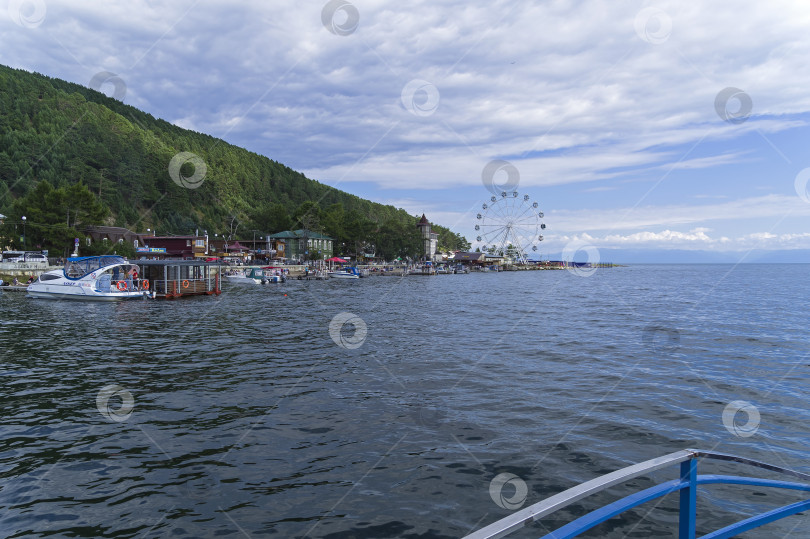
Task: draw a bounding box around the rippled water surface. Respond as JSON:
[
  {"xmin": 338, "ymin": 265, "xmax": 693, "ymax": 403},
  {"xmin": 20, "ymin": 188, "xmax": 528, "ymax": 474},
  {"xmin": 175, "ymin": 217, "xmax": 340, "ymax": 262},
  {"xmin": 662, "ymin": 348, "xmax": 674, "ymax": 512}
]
[{"xmin": 1, "ymin": 265, "xmax": 809, "ymax": 537}]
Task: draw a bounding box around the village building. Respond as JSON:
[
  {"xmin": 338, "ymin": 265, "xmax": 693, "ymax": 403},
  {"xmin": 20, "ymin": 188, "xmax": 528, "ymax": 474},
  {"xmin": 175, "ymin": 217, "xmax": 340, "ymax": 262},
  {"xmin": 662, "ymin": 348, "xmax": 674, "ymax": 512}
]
[
  {"xmin": 485, "ymin": 253, "xmax": 505, "ymax": 266},
  {"xmin": 266, "ymin": 230, "xmax": 334, "ymax": 262},
  {"xmin": 85, "ymin": 226, "xmax": 287, "ymax": 263},
  {"xmin": 237, "ymin": 237, "xmax": 286, "ymax": 263},
  {"xmin": 451, "ymin": 251, "xmax": 485, "ymax": 266},
  {"xmin": 206, "ymin": 239, "xmax": 250, "ymax": 261},
  {"xmin": 84, "ymin": 226, "xmax": 145, "ymax": 249},
  {"xmin": 140, "ymin": 235, "xmax": 208, "ymax": 259}
]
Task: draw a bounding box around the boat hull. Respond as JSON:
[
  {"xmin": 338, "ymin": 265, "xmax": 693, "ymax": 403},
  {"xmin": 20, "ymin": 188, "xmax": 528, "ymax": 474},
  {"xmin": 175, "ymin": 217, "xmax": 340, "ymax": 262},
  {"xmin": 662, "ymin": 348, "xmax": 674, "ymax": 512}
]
[
  {"xmin": 226, "ymin": 275, "xmax": 258, "ymax": 284},
  {"xmin": 27, "ymin": 287, "xmax": 145, "ymax": 301},
  {"xmin": 328, "ymin": 272, "xmax": 359, "ymax": 279}
]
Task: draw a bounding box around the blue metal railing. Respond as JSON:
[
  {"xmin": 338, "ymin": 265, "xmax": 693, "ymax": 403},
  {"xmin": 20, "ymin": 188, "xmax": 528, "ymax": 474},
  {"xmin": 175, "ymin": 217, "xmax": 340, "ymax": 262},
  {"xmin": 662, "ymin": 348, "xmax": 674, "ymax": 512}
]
[{"xmin": 464, "ymin": 449, "xmax": 810, "ymax": 539}]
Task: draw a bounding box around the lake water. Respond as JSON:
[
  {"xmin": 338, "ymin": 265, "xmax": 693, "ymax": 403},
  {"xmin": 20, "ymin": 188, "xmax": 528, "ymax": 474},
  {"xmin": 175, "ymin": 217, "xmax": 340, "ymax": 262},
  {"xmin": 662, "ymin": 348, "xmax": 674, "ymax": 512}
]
[{"xmin": 1, "ymin": 265, "xmax": 808, "ymax": 538}]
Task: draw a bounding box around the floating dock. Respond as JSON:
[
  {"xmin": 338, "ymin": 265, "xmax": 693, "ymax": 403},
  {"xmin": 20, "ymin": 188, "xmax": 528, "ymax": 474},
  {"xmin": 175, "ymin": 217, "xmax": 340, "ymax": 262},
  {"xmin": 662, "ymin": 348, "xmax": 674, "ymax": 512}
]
[{"xmin": 134, "ymin": 260, "xmax": 222, "ymax": 299}]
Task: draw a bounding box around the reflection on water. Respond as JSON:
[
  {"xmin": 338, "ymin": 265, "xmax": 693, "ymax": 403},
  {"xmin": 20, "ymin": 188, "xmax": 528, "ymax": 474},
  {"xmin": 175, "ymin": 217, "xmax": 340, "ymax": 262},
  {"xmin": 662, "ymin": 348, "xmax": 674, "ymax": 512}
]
[{"xmin": 1, "ymin": 265, "xmax": 808, "ymax": 537}]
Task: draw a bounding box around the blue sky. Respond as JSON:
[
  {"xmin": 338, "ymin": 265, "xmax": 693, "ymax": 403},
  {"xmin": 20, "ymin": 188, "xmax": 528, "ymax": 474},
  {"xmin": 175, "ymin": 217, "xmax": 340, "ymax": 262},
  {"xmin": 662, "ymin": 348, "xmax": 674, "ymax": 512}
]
[{"xmin": 3, "ymin": 1, "xmax": 810, "ymax": 261}]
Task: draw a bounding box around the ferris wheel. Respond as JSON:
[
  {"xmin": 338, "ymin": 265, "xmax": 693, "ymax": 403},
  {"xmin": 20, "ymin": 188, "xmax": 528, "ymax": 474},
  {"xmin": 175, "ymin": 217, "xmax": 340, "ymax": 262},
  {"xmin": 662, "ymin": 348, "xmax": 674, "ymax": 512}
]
[{"xmin": 474, "ymin": 191, "xmax": 546, "ymax": 264}]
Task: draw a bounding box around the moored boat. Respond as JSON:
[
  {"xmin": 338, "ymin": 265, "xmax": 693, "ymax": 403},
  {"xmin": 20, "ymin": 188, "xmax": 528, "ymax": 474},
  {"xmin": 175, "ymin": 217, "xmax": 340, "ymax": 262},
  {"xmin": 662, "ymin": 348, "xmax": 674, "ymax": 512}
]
[
  {"xmin": 328, "ymin": 267, "xmax": 360, "ymax": 279},
  {"xmin": 27, "ymin": 256, "xmax": 151, "ymax": 301},
  {"xmin": 225, "ymin": 269, "xmax": 259, "ymax": 284},
  {"xmin": 408, "ymin": 265, "xmax": 436, "ymax": 275},
  {"xmin": 227, "ymin": 267, "xmax": 286, "ymax": 284},
  {"xmin": 260, "ymin": 266, "xmax": 287, "ymax": 283}
]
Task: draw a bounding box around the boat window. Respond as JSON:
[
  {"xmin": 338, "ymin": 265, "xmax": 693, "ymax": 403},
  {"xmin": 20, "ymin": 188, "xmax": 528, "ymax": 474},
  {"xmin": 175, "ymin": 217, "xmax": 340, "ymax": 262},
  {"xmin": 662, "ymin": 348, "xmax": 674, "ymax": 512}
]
[
  {"xmin": 39, "ymin": 273, "xmax": 62, "ymax": 281},
  {"xmin": 63, "ymin": 256, "xmax": 129, "ymax": 279},
  {"xmin": 96, "ymin": 274, "xmax": 112, "ymax": 293}
]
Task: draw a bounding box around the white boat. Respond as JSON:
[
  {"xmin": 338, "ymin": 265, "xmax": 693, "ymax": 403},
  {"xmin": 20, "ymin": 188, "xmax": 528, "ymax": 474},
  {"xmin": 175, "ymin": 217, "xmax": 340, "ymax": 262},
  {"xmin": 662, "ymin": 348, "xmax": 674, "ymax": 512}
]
[
  {"xmin": 408, "ymin": 265, "xmax": 436, "ymax": 275},
  {"xmin": 225, "ymin": 270, "xmax": 259, "ymax": 284},
  {"xmin": 328, "ymin": 267, "xmax": 360, "ymax": 279},
  {"xmin": 298, "ymin": 269, "xmax": 328, "ymax": 280},
  {"xmin": 260, "ymin": 267, "xmax": 287, "ymax": 283},
  {"xmin": 226, "ymin": 268, "xmax": 286, "ymax": 284},
  {"xmin": 27, "ymin": 256, "xmax": 151, "ymax": 301}
]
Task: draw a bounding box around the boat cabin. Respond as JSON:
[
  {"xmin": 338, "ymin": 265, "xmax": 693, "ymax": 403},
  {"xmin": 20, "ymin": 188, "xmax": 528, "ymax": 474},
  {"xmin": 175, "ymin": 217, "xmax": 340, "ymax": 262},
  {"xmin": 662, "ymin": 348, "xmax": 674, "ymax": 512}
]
[
  {"xmin": 61, "ymin": 256, "xmax": 140, "ymax": 293},
  {"xmin": 133, "ymin": 259, "xmax": 222, "ymax": 298}
]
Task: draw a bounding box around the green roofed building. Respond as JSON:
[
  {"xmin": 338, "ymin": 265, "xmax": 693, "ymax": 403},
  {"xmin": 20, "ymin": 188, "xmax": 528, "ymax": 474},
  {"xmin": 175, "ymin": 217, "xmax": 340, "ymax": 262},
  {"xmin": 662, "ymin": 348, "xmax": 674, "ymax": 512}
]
[{"xmin": 266, "ymin": 229, "xmax": 334, "ymax": 262}]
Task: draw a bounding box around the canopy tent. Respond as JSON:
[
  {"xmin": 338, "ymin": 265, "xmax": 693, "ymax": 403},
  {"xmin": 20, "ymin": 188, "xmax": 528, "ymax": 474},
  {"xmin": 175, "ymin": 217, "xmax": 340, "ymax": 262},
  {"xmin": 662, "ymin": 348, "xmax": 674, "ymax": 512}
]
[
  {"xmin": 325, "ymin": 257, "xmax": 348, "ymax": 263},
  {"xmin": 225, "ymin": 241, "xmax": 249, "ymax": 251}
]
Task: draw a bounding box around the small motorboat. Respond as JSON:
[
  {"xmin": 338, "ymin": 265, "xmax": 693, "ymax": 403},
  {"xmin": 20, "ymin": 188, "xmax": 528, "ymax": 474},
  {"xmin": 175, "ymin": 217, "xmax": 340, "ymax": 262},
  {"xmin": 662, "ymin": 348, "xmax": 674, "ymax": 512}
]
[
  {"xmin": 225, "ymin": 270, "xmax": 258, "ymax": 284},
  {"xmin": 298, "ymin": 269, "xmax": 328, "ymax": 280},
  {"xmin": 27, "ymin": 256, "xmax": 152, "ymax": 301},
  {"xmin": 328, "ymin": 267, "xmax": 360, "ymax": 279},
  {"xmin": 408, "ymin": 265, "xmax": 436, "ymax": 275},
  {"xmin": 260, "ymin": 266, "xmax": 287, "ymax": 283},
  {"xmin": 228, "ymin": 268, "xmax": 286, "ymax": 284},
  {"xmin": 265, "ymin": 273, "xmax": 286, "ymax": 283}
]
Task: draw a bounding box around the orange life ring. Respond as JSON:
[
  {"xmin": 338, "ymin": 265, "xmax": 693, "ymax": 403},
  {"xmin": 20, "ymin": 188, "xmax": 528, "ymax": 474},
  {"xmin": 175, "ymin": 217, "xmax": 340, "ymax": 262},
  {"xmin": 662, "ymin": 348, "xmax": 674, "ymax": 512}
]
[
  {"xmin": 142, "ymin": 279, "xmax": 149, "ymax": 290},
  {"xmin": 116, "ymin": 281, "xmax": 127, "ymax": 291},
  {"xmin": 182, "ymin": 280, "xmax": 190, "ymax": 289}
]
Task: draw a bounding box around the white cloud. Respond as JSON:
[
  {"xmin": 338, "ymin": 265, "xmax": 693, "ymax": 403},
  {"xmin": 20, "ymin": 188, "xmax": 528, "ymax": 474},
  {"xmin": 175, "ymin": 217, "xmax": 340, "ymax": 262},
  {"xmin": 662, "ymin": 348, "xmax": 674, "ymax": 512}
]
[
  {"xmin": 11, "ymin": 0, "xmax": 807, "ymax": 188},
  {"xmin": 548, "ymin": 194, "xmax": 810, "ymax": 233},
  {"xmin": 546, "ymin": 229, "xmax": 810, "ymax": 251},
  {"xmin": 3, "ymin": 0, "xmax": 810, "ymax": 253}
]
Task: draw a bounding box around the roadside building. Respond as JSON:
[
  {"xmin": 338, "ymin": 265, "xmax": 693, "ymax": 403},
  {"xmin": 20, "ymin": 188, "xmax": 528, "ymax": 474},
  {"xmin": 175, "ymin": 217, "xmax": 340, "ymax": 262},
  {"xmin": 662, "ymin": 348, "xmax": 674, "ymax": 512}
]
[
  {"xmin": 84, "ymin": 226, "xmax": 145, "ymax": 250},
  {"xmin": 240, "ymin": 236, "xmax": 286, "ymax": 263},
  {"xmin": 140, "ymin": 235, "xmax": 208, "ymax": 259},
  {"xmin": 207, "ymin": 239, "xmax": 251, "ymax": 263},
  {"xmin": 451, "ymin": 251, "xmax": 485, "ymax": 266},
  {"xmin": 484, "ymin": 254, "xmax": 505, "ymax": 267},
  {"xmin": 266, "ymin": 230, "xmax": 334, "ymax": 262}
]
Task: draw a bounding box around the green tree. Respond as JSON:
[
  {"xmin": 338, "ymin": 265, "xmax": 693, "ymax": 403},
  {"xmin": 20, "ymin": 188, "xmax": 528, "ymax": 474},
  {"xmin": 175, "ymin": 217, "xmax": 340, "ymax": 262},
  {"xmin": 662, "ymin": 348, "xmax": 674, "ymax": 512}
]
[
  {"xmin": 374, "ymin": 218, "xmax": 422, "ymax": 261},
  {"xmin": 293, "ymin": 201, "xmax": 321, "ymax": 232},
  {"xmin": 85, "ymin": 238, "xmax": 136, "ymax": 258},
  {"xmin": 263, "ymin": 203, "xmax": 292, "ymax": 232},
  {"xmin": 4, "ymin": 181, "xmax": 109, "ymax": 255},
  {"xmin": 321, "ymin": 203, "xmax": 345, "ymax": 240},
  {"xmin": 343, "ymin": 210, "xmax": 375, "ymax": 258}
]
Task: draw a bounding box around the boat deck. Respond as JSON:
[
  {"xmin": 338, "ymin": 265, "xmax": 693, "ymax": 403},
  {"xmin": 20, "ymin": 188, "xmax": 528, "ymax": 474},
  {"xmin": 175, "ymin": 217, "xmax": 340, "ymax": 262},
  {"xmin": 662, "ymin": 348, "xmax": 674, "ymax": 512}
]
[
  {"xmin": 0, "ymin": 285, "xmax": 30, "ymax": 292},
  {"xmin": 132, "ymin": 259, "xmax": 222, "ymax": 299}
]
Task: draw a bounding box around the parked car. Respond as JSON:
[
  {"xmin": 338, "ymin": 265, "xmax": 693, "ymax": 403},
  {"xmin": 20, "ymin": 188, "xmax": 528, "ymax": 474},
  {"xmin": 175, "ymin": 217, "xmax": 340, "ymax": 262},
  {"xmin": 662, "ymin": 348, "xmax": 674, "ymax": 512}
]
[{"xmin": 1, "ymin": 251, "xmax": 48, "ymax": 265}]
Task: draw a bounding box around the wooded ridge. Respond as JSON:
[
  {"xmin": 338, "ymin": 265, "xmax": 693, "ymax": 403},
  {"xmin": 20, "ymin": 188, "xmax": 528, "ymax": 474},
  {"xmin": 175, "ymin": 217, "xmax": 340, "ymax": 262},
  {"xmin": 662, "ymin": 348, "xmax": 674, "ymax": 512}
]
[{"xmin": 0, "ymin": 64, "xmax": 469, "ymax": 258}]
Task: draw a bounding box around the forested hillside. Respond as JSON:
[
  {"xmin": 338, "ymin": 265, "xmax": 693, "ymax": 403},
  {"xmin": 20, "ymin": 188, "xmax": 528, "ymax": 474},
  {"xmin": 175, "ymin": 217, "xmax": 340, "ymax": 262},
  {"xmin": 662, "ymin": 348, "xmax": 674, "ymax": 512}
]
[{"xmin": 0, "ymin": 65, "xmax": 468, "ymax": 258}]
